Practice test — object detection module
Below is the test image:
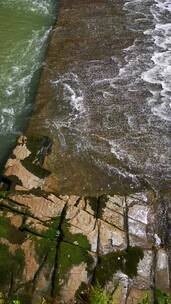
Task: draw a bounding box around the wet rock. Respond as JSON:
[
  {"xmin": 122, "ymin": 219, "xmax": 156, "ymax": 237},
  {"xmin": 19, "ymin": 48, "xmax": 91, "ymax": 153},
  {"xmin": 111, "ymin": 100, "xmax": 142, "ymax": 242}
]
[{"xmin": 155, "ymin": 248, "xmax": 170, "ymax": 291}]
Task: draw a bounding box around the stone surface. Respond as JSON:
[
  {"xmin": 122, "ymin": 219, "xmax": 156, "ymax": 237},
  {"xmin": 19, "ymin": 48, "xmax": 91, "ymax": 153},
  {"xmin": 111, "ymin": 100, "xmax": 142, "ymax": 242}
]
[
  {"xmin": 98, "ymin": 220, "xmax": 127, "ymax": 254},
  {"xmin": 155, "ymin": 248, "xmax": 170, "ymax": 292},
  {"xmin": 9, "ymin": 194, "xmax": 65, "ymax": 221},
  {"xmin": 1, "ymin": 135, "xmax": 170, "ymax": 302}
]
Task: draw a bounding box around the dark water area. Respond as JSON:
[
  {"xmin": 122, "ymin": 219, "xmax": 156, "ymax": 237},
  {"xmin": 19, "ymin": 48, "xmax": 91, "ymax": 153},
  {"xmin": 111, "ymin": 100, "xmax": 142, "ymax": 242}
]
[
  {"xmin": 18, "ymin": 0, "xmax": 171, "ymax": 195},
  {"xmin": 0, "ymin": 0, "xmax": 57, "ymax": 172}
]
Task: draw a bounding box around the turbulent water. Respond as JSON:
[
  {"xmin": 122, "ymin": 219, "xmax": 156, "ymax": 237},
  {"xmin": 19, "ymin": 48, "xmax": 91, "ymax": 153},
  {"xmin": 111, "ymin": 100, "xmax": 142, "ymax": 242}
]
[
  {"xmin": 0, "ymin": 0, "xmax": 56, "ymax": 168},
  {"xmin": 1, "ymin": 0, "xmax": 170, "ymax": 194},
  {"xmin": 43, "ymin": 0, "xmax": 171, "ymax": 194}
]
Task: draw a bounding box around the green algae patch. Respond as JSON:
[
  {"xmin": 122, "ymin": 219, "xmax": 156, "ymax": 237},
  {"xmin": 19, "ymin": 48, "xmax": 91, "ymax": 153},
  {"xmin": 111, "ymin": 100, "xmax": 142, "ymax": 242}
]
[
  {"xmin": 0, "ymin": 216, "xmax": 25, "ymax": 244},
  {"xmin": 0, "ymin": 244, "xmax": 13, "ymax": 288},
  {"xmin": 23, "ymin": 217, "xmax": 60, "ymax": 240},
  {"xmin": 35, "ymin": 235, "xmax": 56, "ymax": 268},
  {"xmin": 95, "ymin": 246, "xmax": 144, "ymax": 285},
  {"xmin": 58, "ymin": 242, "xmax": 93, "ymax": 274},
  {"xmin": 62, "ymin": 222, "xmax": 91, "ymax": 251},
  {"xmin": 55, "ymin": 242, "xmax": 94, "ymax": 294},
  {"xmin": 0, "ymin": 192, "xmax": 8, "ymax": 200},
  {"xmin": 0, "ymin": 245, "xmax": 25, "ymax": 290}
]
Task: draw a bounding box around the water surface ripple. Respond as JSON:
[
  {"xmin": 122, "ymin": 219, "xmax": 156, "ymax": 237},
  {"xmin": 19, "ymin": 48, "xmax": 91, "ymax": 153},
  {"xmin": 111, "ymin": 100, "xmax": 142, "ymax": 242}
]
[
  {"xmin": 0, "ymin": 0, "xmax": 56, "ymax": 168},
  {"xmin": 26, "ymin": 0, "xmax": 171, "ymax": 194}
]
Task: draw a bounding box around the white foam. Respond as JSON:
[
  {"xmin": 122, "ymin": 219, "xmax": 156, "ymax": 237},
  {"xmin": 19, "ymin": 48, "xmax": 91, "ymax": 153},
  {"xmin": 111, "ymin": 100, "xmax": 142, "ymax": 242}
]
[{"xmin": 51, "ymin": 72, "xmax": 86, "ymax": 122}]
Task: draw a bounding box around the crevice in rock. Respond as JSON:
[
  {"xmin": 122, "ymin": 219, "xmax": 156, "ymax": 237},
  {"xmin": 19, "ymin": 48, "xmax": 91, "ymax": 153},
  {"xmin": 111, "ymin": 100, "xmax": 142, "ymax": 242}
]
[
  {"xmin": 90, "ymin": 196, "xmax": 101, "ymax": 285},
  {"xmin": 0, "ymin": 200, "xmax": 54, "ymax": 224},
  {"xmin": 125, "ymin": 196, "xmax": 129, "ymax": 248},
  {"xmin": 51, "ymin": 203, "xmax": 67, "ymax": 298}
]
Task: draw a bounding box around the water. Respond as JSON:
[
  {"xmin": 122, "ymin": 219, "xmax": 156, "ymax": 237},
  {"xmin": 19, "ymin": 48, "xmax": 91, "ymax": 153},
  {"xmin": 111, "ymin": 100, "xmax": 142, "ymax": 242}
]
[
  {"xmin": 0, "ymin": 0, "xmax": 56, "ymax": 168},
  {"xmin": 5, "ymin": 0, "xmax": 171, "ymax": 195},
  {"xmin": 37, "ymin": 0, "xmax": 170, "ymax": 195}
]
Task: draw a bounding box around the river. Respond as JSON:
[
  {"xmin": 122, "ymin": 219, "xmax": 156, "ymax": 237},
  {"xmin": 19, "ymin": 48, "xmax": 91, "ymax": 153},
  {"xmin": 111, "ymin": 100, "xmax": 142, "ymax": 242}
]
[
  {"xmin": 1, "ymin": 0, "xmax": 171, "ymax": 195},
  {"xmin": 0, "ymin": 0, "xmax": 56, "ymax": 169}
]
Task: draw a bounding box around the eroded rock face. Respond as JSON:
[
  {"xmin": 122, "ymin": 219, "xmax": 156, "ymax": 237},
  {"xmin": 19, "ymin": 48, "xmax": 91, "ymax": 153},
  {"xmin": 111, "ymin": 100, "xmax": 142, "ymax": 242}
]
[{"xmin": 0, "ymin": 136, "xmax": 170, "ymax": 303}]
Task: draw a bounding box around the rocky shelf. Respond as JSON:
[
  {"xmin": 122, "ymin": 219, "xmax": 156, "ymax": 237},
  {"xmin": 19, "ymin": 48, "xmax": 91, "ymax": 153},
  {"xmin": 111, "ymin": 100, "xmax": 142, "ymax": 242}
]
[{"xmin": 0, "ymin": 135, "xmax": 170, "ymax": 303}]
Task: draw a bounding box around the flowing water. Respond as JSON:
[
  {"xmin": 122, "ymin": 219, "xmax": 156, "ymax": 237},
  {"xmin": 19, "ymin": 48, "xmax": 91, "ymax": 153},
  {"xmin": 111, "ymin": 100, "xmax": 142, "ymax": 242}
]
[
  {"xmin": 1, "ymin": 0, "xmax": 171, "ymax": 195},
  {"xmin": 30, "ymin": 0, "xmax": 170, "ymax": 195},
  {"xmin": 0, "ymin": 0, "xmax": 56, "ymax": 169}
]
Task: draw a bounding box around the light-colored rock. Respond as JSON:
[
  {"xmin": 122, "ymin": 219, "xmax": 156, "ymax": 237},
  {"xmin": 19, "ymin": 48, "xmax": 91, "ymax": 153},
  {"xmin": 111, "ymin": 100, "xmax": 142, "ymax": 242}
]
[
  {"xmin": 25, "ymin": 218, "xmax": 49, "ymax": 235},
  {"xmin": 0, "ymin": 238, "xmax": 19, "ymax": 255},
  {"xmin": 85, "ymin": 198, "xmax": 96, "ymax": 215},
  {"xmin": 65, "ymin": 206, "xmax": 98, "ymax": 252},
  {"xmin": 76, "ymin": 198, "xmax": 86, "ymax": 209},
  {"xmin": 60, "ymin": 262, "xmax": 88, "ymax": 303},
  {"xmin": 126, "ymin": 192, "xmax": 149, "ymax": 207},
  {"xmin": 10, "ymin": 214, "xmax": 23, "ymax": 228},
  {"xmin": 13, "ymin": 144, "xmax": 31, "ymax": 160},
  {"xmin": 106, "ymin": 272, "xmax": 129, "ymax": 304},
  {"xmin": 127, "ymin": 288, "xmax": 152, "ymax": 304},
  {"xmin": 106, "ymin": 195, "xmax": 125, "ymax": 214},
  {"xmin": 21, "ymin": 238, "xmax": 40, "ymax": 282},
  {"xmin": 128, "ymin": 205, "xmax": 149, "ymax": 225},
  {"xmin": 101, "ymin": 207, "xmax": 124, "ymax": 230},
  {"xmin": 67, "ymin": 195, "xmax": 80, "ymax": 206},
  {"xmin": 98, "ymin": 220, "xmax": 127, "ymax": 255},
  {"xmin": 5, "ymin": 158, "xmax": 44, "ymax": 190},
  {"xmin": 129, "ymin": 218, "xmax": 152, "ymax": 248},
  {"xmin": 134, "ymin": 250, "xmax": 154, "ymax": 289},
  {"xmin": 69, "ymin": 224, "xmax": 98, "ymax": 253},
  {"xmin": 155, "ymin": 248, "xmax": 170, "ymax": 291},
  {"xmin": 9, "ymin": 194, "xmax": 66, "ymax": 221},
  {"xmin": 66, "ymin": 206, "xmax": 96, "ymax": 234}
]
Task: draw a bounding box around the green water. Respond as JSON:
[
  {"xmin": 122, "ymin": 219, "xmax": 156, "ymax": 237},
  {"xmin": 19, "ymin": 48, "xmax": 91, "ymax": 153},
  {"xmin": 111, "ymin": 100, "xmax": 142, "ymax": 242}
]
[{"xmin": 0, "ymin": 0, "xmax": 56, "ymax": 168}]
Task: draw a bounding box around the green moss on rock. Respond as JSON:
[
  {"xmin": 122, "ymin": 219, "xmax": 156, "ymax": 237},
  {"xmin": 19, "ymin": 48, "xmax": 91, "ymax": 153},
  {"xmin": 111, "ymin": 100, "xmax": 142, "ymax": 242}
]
[
  {"xmin": 56, "ymin": 242, "xmax": 94, "ymax": 295},
  {"xmin": 95, "ymin": 246, "xmax": 144, "ymax": 285},
  {"xmin": 0, "ymin": 245, "xmax": 25, "ymax": 290},
  {"xmin": 62, "ymin": 222, "xmax": 91, "ymax": 251},
  {"xmin": 0, "ymin": 216, "xmax": 25, "ymax": 244}
]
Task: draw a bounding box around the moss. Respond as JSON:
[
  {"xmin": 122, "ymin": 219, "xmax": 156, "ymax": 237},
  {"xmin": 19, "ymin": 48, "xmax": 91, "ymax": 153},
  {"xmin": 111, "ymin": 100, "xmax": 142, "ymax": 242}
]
[
  {"xmin": 0, "ymin": 216, "xmax": 26, "ymax": 244},
  {"xmin": 15, "ymin": 248, "xmax": 25, "ymax": 272},
  {"xmin": 23, "ymin": 217, "xmax": 60, "ymax": 240},
  {"xmin": 56, "ymin": 242, "xmax": 94, "ymax": 294},
  {"xmin": 10, "ymin": 292, "xmax": 32, "ymax": 304},
  {"xmin": 75, "ymin": 282, "xmax": 89, "ymax": 303},
  {"xmin": 62, "ymin": 222, "xmax": 91, "ymax": 250},
  {"xmin": 95, "ymin": 246, "xmax": 144, "ymax": 285},
  {"xmin": 124, "ymin": 246, "xmax": 144, "ymax": 278},
  {"xmin": 0, "ymin": 244, "xmax": 13, "ymax": 288},
  {"xmin": 35, "ymin": 235, "xmax": 56, "ymax": 268},
  {"xmin": 0, "ymin": 192, "xmax": 8, "ymax": 199},
  {"xmin": 42, "ymin": 218, "xmax": 61, "ymax": 240}
]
